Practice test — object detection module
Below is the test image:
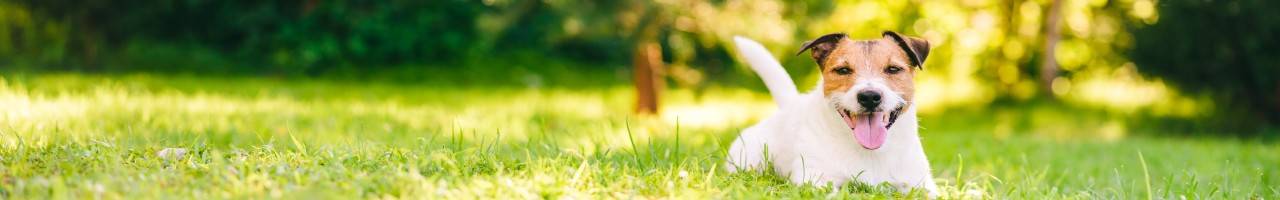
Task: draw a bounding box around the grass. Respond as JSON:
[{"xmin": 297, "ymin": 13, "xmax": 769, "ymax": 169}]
[{"xmin": 1, "ymin": 73, "xmax": 1277, "ymax": 199}]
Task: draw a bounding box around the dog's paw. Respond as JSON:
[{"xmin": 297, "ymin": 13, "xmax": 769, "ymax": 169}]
[
  {"xmin": 788, "ymin": 171, "xmax": 847, "ymax": 188},
  {"xmin": 891, "ymin": 182, "xmax": 939, "ymax": 198}
]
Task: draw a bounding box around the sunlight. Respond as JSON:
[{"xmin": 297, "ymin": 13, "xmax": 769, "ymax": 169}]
[
  {"xmin": 0, "ymin": 82, "xmax": 88, "ymax": 126},
  {"xmin": 661, "ymin": 101, "xmax": 773, "ymax": 129},
  {"xmin": 659, "ymin": 88, "xmax": 773, "ymax": 129},
  {"xmin": 1063, "ymin": 64, "xmax": 1203, "ymax": 117},
  {"xmin": 915, "ymin": 73, "xmax": 993, "ymax": 114},
  {"xmin": 1131, "ymin": 0, "xmax": 1159, "ymax": 24}
]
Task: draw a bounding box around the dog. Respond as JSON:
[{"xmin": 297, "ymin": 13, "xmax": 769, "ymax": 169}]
[{"xmin": 726, "ymin": 31, "xmax": 938, "ymax": 196}]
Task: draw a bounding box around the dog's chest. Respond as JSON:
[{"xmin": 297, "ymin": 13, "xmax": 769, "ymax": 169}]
[{"xmin": 777, "ymin": 95, "xmax": 927, "ymax": 184}]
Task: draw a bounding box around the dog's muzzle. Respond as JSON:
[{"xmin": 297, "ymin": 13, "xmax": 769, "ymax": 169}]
[{"xmin": 840, "ymin": 90, "xmax": 906, "ymax": 150}]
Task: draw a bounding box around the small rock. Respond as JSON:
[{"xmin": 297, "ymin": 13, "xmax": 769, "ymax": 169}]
[{"xmin": 157, "ymin": 148, "xmax": 188, "ymax": 159}]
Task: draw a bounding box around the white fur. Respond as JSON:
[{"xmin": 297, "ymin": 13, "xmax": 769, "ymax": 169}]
[
  {"xmin": 841, "ymin": 79, "xmax": 907, "ymax": 113},
  {"xmin": 727, "ymin": 36, "xmax": 938, "ymax": 196},
  {"xmin": 733, "ymin": 36, "xmax": 799, "ymax": 107}
]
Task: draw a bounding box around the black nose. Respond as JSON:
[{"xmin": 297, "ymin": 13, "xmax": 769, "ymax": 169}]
[{"xmin": 857, "ymin": 90, "xmax": 881, "ymax": 109}]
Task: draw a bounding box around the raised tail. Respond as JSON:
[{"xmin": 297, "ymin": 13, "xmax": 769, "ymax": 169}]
[{"xmin": 733, "ymin": 36, "xmax": 799, "ymax": 107}]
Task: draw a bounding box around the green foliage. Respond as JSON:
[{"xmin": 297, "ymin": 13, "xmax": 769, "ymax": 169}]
[
  {"xmin": 12, "ymin": 0, "xmax": 487, "ymax": 74},
  {"xmin": 0, "ymin": 2, "xmax": 70, "ymax": 69},
  {"xmin": 1, "ymin": 0, "xmax": 1276, "ymax": 129},
  {"xmin": 2, "ymin": 0, "xmax": 832, "ymax": 78},
  {"xmin": 1130, "ymin": 0, "xmax": 1280, "ymax": 125}
]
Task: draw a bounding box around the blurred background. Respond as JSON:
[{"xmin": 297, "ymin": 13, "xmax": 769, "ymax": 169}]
[{"xmin": 0, "ymin": 0, "xmax": 1276, "ymax": 136}]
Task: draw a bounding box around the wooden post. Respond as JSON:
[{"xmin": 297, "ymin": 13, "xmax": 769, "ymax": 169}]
[{"xmin": 633, "ymin": 41, "xmax": 663, "ymax": 115}]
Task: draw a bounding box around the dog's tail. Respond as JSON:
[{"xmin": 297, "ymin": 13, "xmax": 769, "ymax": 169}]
[{"xmin": 733, "ymin": 36, "xmax": 798, "ymax": 107}]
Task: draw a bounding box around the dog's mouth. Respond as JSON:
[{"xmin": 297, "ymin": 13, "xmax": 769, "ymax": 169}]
[{"xmin": 837, "ymin": 106, "xmax": 903, "ymax": 150}]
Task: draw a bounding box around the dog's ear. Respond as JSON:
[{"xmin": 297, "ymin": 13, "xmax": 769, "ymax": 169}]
[
  {"xmin": 882, "ymin": 31, "xmax": 930, "ymax": 69},
  {"xmin": 796, "ymin": 33, "xmax": 847, "ymax": 67}
]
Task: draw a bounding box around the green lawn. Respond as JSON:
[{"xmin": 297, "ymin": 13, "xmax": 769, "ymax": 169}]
[{"xmin": 1, "ymin": 73, "xmax": 1276, "ymax": 199}]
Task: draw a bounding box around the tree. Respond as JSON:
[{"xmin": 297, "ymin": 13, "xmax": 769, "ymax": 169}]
[
  {"xmin": 15, "ymin": 0, "xmax": 487, "ymax": 74},
  {"xmin": 1039, "ymin": 0, "xmax": 1063, "ymax": 98},
  {"xmin": 1130, "ymin": 0, "xmax": 1280, "ymax": 126}
]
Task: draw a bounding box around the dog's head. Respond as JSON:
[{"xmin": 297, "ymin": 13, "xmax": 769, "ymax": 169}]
[{"xmin": 797, "ymin": 31, "xmax": 930, "ymax": 150}]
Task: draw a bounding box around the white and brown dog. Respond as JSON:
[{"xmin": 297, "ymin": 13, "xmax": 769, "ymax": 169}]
[{"xmin": 727, "ymin": 31, "xmax": 937, "ymax": 195}]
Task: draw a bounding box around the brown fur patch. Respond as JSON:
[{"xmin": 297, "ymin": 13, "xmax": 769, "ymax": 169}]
[{"xmin": 817, "ymin": 36, "xmax": 919, "ymax": 104}]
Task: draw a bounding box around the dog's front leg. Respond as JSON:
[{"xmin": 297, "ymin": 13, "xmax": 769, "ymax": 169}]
[
  {"xmin": 725, "ymin": 132, "xmax": 768, "ymax": 173},
  {"xmin": 922, "ymin": 178, "xmax": 939, "ymax": 197},
  {"xmin": 885, "ymin": 168, "xmax": 939, "ymax": 198},
  {"xmin": 785, "ymin": 158, "xmax": 847, "ymax": 187},
  {"xmin": 890, "ymin": 179, "xmax": 939, "ymax": 198}
]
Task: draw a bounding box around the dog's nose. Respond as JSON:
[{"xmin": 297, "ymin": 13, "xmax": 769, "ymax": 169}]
[{"xmin": 857, "ymin": 90, "xmax": 881, "ymax": 109}]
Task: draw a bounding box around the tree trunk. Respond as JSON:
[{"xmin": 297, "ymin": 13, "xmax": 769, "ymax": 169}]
[
  {"xmin": 77, "ymin": 17, "xmax": 98, "ymax": 72},
  {"xmin": 630, "ymin": 5, "xmax": 667, "ymax": 115},
  {"xmin": 303, "ymin": 0, "xmax": 319, "ymax": 14},
  {"xmin": 1039, "ymin": 0, "xmax": 1063, "ymax": 98},
  {"xmin": 633, "ymin": 41, "xmax": 663, "ymax": 115}
]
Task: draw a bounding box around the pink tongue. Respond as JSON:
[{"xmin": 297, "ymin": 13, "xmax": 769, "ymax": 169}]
[{"xmin": 843, "ymin": 112, "xmax": 887, "ymax": 150}]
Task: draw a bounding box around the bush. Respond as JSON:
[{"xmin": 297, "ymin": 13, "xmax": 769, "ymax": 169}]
[
  {"xmin": 1130, "ymin": 0, "xmax": 1280, "ymax": 128},
  {"xmin": 15, "ymin": 0, "xmax": 486, "ymax": 74}
]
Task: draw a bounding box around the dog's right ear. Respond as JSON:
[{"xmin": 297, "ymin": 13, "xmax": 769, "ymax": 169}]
[{"xmin": 796, "ymin": 33, "xmax": 847, "ymax": 66}]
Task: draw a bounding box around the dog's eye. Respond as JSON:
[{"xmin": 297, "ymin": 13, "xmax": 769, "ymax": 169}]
[
  {"xmin": 834, "ymin": 67, "xmax": 852, "ymax": 75},
  {"xmin": 884, "ymin": 66, "xmax": 904, "ymax": 74}
]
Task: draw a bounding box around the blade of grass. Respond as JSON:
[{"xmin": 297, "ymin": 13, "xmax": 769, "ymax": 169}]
[{"xmin": 1139, "ymin": 150, "xmax": 1153, "ymax": 200}]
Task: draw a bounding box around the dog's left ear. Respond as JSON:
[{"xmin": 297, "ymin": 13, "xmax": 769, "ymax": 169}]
[{"xmin": 882, "ymin": 31, "xmax": 930, "ymax": 69}]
